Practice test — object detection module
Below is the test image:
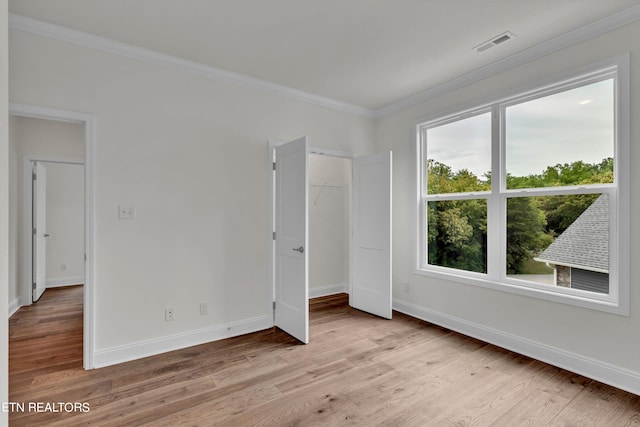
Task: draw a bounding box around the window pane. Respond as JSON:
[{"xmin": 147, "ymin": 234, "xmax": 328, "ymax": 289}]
[
  {"xmin": 425, "ymin": 112, "xmax": 491, "ymax": 194},
  {"xmin": 427, "ymin": 199, "xmax": 487, "ymax": 273},
  {"xmin": 505, "ymin": 79, "xmax": 614, "ymax": 189},
  {"xmin": 507, "ymin": 193, "xmax": 609, "ymax": 294}
]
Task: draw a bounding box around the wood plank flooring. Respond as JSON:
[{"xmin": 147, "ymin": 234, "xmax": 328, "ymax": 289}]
[{"xmin": 9, "ymin": 286, "xmax": 640, "ymax": 426}]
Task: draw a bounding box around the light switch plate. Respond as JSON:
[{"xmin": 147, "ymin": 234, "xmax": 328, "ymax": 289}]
[{"xmin": 118, "ymin": 205, "xmax": 136, "ymax": 219}]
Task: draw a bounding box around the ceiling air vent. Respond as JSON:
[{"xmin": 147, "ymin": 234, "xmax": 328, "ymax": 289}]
[{"xmin": 474, "ymin": 31, "xmax": 515, "ymax": 53}]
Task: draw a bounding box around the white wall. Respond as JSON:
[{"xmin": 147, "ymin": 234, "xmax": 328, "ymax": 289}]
[
  {"xmin": 10, "ymin": 115, "xmax": 84, "ymax": 158},
  {"xmin": 7, "ymin": 116, "xmax": 84, "ymax": 309},
  {"xmin": 375, "ymin": 20, "xmax": 640, "ymax": 391},
  {"xmin": 44, "ymin": 162, "xmax": 84, "ymax": 287},
  {"xmin": 1, "ymin": 0, "xmax": 9, "ymax": 424},
  {"xmin": 308, "ymin": 154, "xmax": 350, "ymax": 296},
  {"xmin": 8, "ymin": 29, "xmax": 373, "ymax": 365}
]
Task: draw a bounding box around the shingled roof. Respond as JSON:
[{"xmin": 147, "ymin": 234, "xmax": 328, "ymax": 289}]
[{"xmin": 534, "ymin": 194, "xmax": 609, "ymax": 273}]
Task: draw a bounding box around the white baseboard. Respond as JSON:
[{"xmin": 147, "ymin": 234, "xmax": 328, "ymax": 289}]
[
  {"xmin": 46, "ymin": 276, "xmax": 84, "ymax": 288},
  {"xmin": 93, "ymin": 315, "xmax": 273, "ymax": 368},
  {"xmin": 8, "ymin": 298, "xmax": 20, "ymax": 318},
  {"xmin": 309, "ymin": 283, "xmax": 348, "ymax": 299},
  {"xmin": 393, "ymin": 298, "xmax": 640, "ymax": 396}
]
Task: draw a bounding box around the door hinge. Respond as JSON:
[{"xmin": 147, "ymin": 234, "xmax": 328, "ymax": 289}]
[
  {"xmin": 273, "ymin": 231, "xmax": 276, "ymax": 240},
  {"xmin": 33, "ymin": 227, "xmax": 36, "ymax": 236},
  {"xmin": 273, "ymin": 162, "xmax": 276, "ymax": 171},
  {"xmin": 273, "ymin": 301, "xmax": 276, "ymax": 310},
  {"xmin": 32, "ymin": 172, "xmax": 37, "ymax": 181},
  {"xmin": 32, "ymin": 282, "xmax": 36, "ymax": 290}
]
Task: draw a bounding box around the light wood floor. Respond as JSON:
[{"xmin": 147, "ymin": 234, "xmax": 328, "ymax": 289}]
[{"xmin": 9, "ymin": 286, "xmax": 640, "ymax": 426}]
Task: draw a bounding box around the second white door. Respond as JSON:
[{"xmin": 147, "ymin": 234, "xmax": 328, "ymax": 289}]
[
  {"xmin": 350, "ymin": 151, "xmax": 392, "ymax": 319},
  {"xmin": 33, "ymin": 161, "xmax": 48, "ymax": 302}
]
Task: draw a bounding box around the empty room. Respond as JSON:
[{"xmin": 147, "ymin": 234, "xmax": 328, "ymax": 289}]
[{"xmin": 2, "ymin": 1, "xmax": 640, "ymax": 425}]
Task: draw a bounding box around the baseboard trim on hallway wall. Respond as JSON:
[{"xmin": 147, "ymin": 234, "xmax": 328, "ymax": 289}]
[
  {"xmin": 393, "ymin": 298, "xmax": 640, "ymax": 397},
  {"xmin": 8, "ymin": 299, "xmax": 20, "ymax": 318},
  {"xmin": 93, "ymin": 315, "xmax": 273, "ymax": 368},
  {"xmin": 46, "ymin": 277, "xmax": 84, "ymax": 288},
  {"xmin": 309, "ymin": 283, "xmax": 348, "ymax": 299}
]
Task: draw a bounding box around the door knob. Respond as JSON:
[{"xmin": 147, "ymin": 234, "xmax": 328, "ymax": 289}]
[
  {"xmin": 44, "ymin": 233, "xmax": 50, "ymax": 238},
  {"xmin": 292, "ymin": 246, "xmax": 304, "ymax": 254}
]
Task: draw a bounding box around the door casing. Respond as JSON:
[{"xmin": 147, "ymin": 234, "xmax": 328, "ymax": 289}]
[{"xmin": 11, "ymin": 103, "xmax": 97, "ymax": 370}]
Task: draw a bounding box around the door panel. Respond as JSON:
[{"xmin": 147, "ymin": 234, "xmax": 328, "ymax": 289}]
[
  {"xmin": 351, "ymin": 151, "xmax": 392, "ymax": 319},
  {"xmin": 274, "ymin": 137, "xmax": 309, "ymax": 343},
  {"xmin": 33, "ymin": 162, "xmax": 48, "ymax": 302}
]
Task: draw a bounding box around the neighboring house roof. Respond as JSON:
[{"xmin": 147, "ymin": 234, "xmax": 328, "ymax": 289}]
[{"xmin": 534, "ymin": 193, "xmax": 609, "ymax": 273}]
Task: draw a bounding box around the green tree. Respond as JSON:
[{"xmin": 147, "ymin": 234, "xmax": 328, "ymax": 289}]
[
  {"xmin": 427, "ymin": 161, "xmax": 488, "ymax": 272},
  {"xmin": 506, "ymin": 197, "xmax": 552, "ymax": 274},
  {"xmin": 427, "ymin": 157, "xmax": 613, "ymax": 275}
]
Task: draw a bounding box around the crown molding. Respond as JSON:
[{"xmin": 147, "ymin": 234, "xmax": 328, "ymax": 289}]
[
  {"xmin": 374, "ymin": 3, "xmax": 640, "ymax": 118},
  {"xmin": 8, "ymin": 13, "xmax": 375, "ymax": 118},
  {"xmin": 9, "ymin": 4, "xmax": 640, "ymax": 121}
]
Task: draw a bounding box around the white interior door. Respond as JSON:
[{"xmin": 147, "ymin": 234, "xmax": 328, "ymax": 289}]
[
  {"xmin": 33, "ymin": 162, "xmax": 48, "ymax": 302},
  {"xmin": 274, "ymin": 137, "xmax": 309, "ymax": 343},
  {"xmin": 351, "ymin": 151, "xmax": 392, "ymax": 319}
]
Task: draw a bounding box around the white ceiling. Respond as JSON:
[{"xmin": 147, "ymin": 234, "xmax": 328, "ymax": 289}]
[{"xmin": 8, "ymin": 0, "xmax": 640, "ymax": 111}]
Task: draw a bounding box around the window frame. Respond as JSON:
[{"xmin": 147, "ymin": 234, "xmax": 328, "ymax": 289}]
[{"xmin": 414, "ymin": 55, "xmax": 630, "ymax": 315}]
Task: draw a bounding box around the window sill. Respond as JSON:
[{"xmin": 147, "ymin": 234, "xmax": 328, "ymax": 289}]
[{"xmin": 413, "ymin": 267, "xmax": 628, "ymax": 316}]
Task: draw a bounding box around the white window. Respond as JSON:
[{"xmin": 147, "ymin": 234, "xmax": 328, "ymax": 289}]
[{"xmin": 416, "ymin": 57, "xmax": 629, "ymax": 314}]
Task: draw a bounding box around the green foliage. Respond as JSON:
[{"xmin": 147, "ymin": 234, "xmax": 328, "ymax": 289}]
[
  {"xmin": 427, "ymin": 157, "xmax": 613, "ymax": 275},
  {"xmin": 428, "ymin": 199, "xmax": 487, "ymax": 273},
  {"xmin": 539, "ymin": 193, "xmax": 599, "ymax": 236},
  {"xmin": 506, "ymin": 197, "xmax": 552, "ymax": 274},
  {"xmin": 427, "ymin": 160, "xmax": 490, "ymax": 194},
  {"xmin": 506, "ymin": 157, "xmax": 613, "ymax": 189},
  {"xmin": 427, "ymin": 162, "xmax": 488, "ymax": 273}
]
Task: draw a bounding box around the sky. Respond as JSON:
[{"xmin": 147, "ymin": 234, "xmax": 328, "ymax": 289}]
[{"xmin": 426, "ymin": 79, "xmax": 614, "ymax": 179}]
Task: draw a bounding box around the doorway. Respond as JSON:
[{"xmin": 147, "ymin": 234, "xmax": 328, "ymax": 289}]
[
  {"xmin": 268, "ymin": 138, "xmax": 392, "ymax": 344},
  {"xmin": 31, "ymin": 160, "xmax": 85, "ymax": 302},
  {"xmin": 9, "ymin": 104, "xmax": 96, "ymax": 369},
  {"xmin": 308, "ymin": 153, "xmax": 351, "ymax": 299}
]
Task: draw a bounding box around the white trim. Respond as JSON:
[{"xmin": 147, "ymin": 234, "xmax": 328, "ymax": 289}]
[
  {"xmin": 8, "ymin": 14, "xmax": 373, "ymax": 119},
  {"xmin": 393, "ymin": 299, "xmax": 640, "ymax": 396},
  {"xmin": 93, "ymin": 315, "xmax": 272, "ymax": 368},
  {"xmin": 375, "ymin": 4, "xmax": 640, "ymax": 117},
  {"xmin": 309, "ymin": 283, "xmax": 348, "ymax": 299},
  {"xmin": 10, "ymin": 102, "xmax": 97, "ymax": 370},
  {"xmin": 8, "ymin": 299, "xmax": 20, "ymax": 318},
  {"xmin": 46, "ymin": 277, "xmax": 84, "ymax": 288}
]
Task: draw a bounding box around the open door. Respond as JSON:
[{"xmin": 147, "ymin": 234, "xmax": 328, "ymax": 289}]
[
  {"xmin": 274, "ymin": 137, "xmax": 309, "ymax": 343},
  {"xmin": 351, "ymin": 151, "xmax": 392, "ymax": 319},
  {"xmin": 32, "ymin": 161, "xmax": 48, "ymax": 302}
]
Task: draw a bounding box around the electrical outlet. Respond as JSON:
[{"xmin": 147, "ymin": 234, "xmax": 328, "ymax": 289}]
[
  {"xmin": 165, "ymin": 308, "xmax": 175, "ymax": 321},
  {"xmin": 403, "ymin": 282, "xmax": 410, "ymax": 293},
  {"xmin": 200, "ymin": 302, "xmax": 208, "ymax": 315},
  {"xmin": 118, "ymin": 205, "xmax": 136, "ymax": 220}
]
